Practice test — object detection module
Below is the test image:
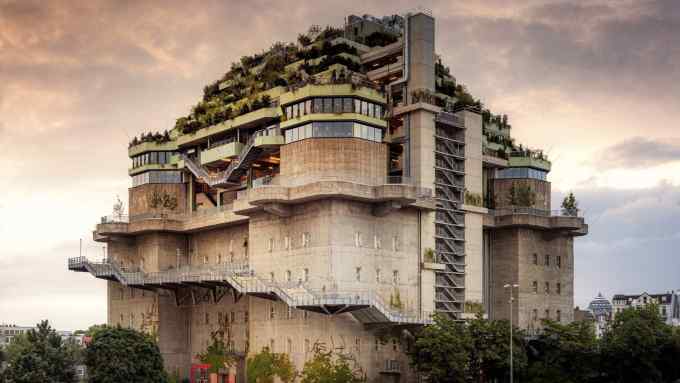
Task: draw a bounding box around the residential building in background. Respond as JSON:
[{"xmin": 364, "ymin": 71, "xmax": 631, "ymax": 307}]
[
  {"xmin": 68, "ymin": 10, "xmax": 587, "ymax": 381},
  {"xmin": 612, "ymin": 291, "xmax": 680, "ymax": 326},
  {"xmin": 0, "ymin": 324, "xmax": 35, "ymax": 348}
]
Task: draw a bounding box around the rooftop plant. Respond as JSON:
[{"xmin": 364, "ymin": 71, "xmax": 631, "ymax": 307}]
[
  {"xmin": 364, "ymin": 31, "xmax": 399, "ymax": 47},
  {"xmin": 129, "ymin": 130, "xmax": 171, "ymax": 148}
]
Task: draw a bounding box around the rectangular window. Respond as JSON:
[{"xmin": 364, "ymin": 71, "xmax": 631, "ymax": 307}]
[
  {"xmin": 343, "ymin": 98, "xmax": 353, "ymax": 113},
  {"xmin": 375, "ymin": 105, "xmax": 382, "ymax": 118},
  {"xmin": 557, "ymin": 255, "xmax": 562, "ymax": 268},
  {"xmin": 368, "ymin": 103, "xmax": 375, "ymax": 118},
  {"xmin": 313, "ymin": 98, "xmax": 323, "ymax": 113},
  {"xmin": 556, "ymin": 310, "xmax": 562, "ymax": 322},
  {"xmin": 533, "ymin": 253, "xmax": 538, "ymax": 265},
  {"xmin": 545, "ymin": 282, "xmax": 550, "ymax": 294},
  {"xmin": 533, "ymin": 309, "xmax": 538, "ymax": 321},
  {"xmin": 354, "ymin": 99, "xmax": 361, "ymax": 114},
  {"xmin": 323, "ymin": 98, "xmax": 333, "ymax": 113},
  {"xmin": 355, "ymin": 267, "xmax": 361, "ymax": 282},
  {"xmin": 286, "ymin": 106, "xmax": 293, "ymax": 120},
  {"xmin": 305, "ymin": 100, "xmax": 312, "ymax": 115},
  {"xmin": 545, "ymin": 309, "xmax": 550, "ymax": 319},
  {"xmin": 334, "ymin": 98, "xmax": 343, "ymax": 113},
  {"xmin": 545, "ymin": 254, "xmax": 550, "ymax": 266},
  {"xmin": 532, "ymin": 281, "xmax": 538, "ymax": 293},
  {"xmin": 361, "ymin": 101, "xmax": 368, "ymax": 115},
  {"xmin": 354, "ymin": 232, "xmax": 362, "ymax": 247},
  {"xmin": 556, "ymin": 283, "xmax": 561, "ymax": 295},
  {"xmin": 292, "ymin": 103, "xmax": 299, "ymax": 118},
  {"xmin": 304, "ymin": 123, "xmax": 312, "ymax": 139},
  {"xmin": 393, "ymin": 270, "xmax": 399, "ymax": 285}
]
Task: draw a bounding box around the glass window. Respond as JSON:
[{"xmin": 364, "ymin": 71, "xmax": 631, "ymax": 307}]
[
  {"xmin": 343, "ymin": 98, "xmax": 353, "ymax": 113},
  {"xmin": 334, "ymin": 98, "xmax": 343, "ymax": 113},
  {"xmin": 323, "ymin": 98, "xmax": 333, "ymax": 113},
  {"xmin": 368, "ymin": 103, "xmax": 375, "ymax": 118},
  {"xmin": 361, "ymin": 124, "xmax": 368, "ymax": 140},
  {"xmin": 375, "ymin": 105, "xmax": 382, "ymax": 118},
  {"xmin": 313, "ymin": 98, "xmax": 323, "ymax": 113},
  {"xmin": 285, "ymin": 129, "xmax": 293, "ymax": 143},
  {"xmin": 292, "ymin": 103, "xmax": 299, "ymax": 118},
  {"xmin": 291, "ymin": 127, "xmax": 299, "ymax": 142},
  {"xmin": 304, "ymin": 124, "xmax": 312, "ymax": 139},
  {"xmin": 354, "ymin": 99, "xmax": 361, "ymax": 114},
  {"xmin": 305, "ymin": 100, "xmax": 312, "ymax": 115},
  {"xmin": 286, "ymin": 106, "xmax": 293, "ymax": 120}
]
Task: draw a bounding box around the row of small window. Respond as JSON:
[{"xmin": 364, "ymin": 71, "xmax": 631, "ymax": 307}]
[
  {"xmin": 532, "ymin": 308, "xmax": 562, "ymax": 322},
  {"xmin": 266, "ymin": 233, "xmax": 401, "ymax": 251},
  {"xmin": 531, "ymin": 281, "xmax": 563, "ymax": 295},
  {"xmin": 285, "ymin": 121, "xmax": 383, "ymax": 144},
  {"xmin": 284, "ymin": 97, "xmax": 384, "ymax": 120},
  {"xmin": 131, "ymin": 170, "xmax": 184, "ymax": 187},
  {"xmin": 269, "ymin": 268, "xmax": 401, "ymax": 285},
  {"xmin": 131, "ymin": 151, "xmax": 177, "ymax": 168},
  {"xmin": 532, "ymin": 253, "xmax": 563, "ymax": 268},
  {"xmin": 496, "ymin": 167, "xmax": 548, "ymax": 181}
]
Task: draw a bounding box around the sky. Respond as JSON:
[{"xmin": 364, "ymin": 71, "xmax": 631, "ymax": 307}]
[{"xmin": 1, "ymin": 0, "xmax": 679, "ymax": 331}]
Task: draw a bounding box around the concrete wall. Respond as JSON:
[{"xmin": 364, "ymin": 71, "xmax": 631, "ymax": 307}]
[
  {"xmin": 280, "ymin": 138, "xmax": 387, "ymax": 186},
  {"xmin": 129, "ymin": 183, "xmax": 187, "ymax": 216},
  {"xmin": 490, "ymin": 228, "xmax": 574, "ymax": 329}
]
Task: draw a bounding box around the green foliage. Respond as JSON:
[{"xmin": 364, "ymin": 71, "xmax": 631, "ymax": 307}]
[
  {"xmin": 84, "ymin": 326, "xmax": 167, "ymax": 383},
  {"xmin": 389, "ymin": 289, "xmax": 403, "ymax": 309},
  {"xmin": 3, "ymin": 320, "xmax": 77, "ymax": 383},
  {"xmin": 364, "ymin": 31, "xmax": 398, "ymax": 47},
  {"xmin": 196, "ymin": 328, "xmax": 237, "ymax": 374},
  {"xmin": 148, "ymin": 191, "xmax": 178, "ymax": 210},
  {"xmin": 601, "ymin": 304, "xmax": 680, "ymax": 383},
  {"xmin": 507, "ymin": 182, "xmax": 536, "ymax": 207},
  {"xmin": 246, "ymin": 348, "xmax": 296, "ymax": 383},
  {"xmin": 300, "ymin": 349, "xmax": 365, "ymax": 383},
  {"xmin": 464, "ymin": 190, "xmax": 483, "ymax": 207},
  {"xmin": 526, "ymin": 320, "xmax": 599, "ymax": 383},
  {"xmin": 468, "ymin": 315, "xmax": 527, "ymax": 382},
  {"xmin": 423, "ymin": 248, "xmax": 435, "ymax": 263},
  {"xmin": 463, "ymin": 301, "xmax": 485, "ymax": 316},
  {"xmin": 561, "ymin": 192, "xmax": 579, "ymax": 216},
  {"xmin": 409, "ymin": 314, "xmax": 471, "ymax": 383}
]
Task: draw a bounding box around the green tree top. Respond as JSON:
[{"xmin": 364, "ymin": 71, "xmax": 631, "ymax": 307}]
[
  {"xmin": 246, "ymin": 348, "xmax": 296, "ymax": 383},
  {"xmin": 561, "ymin": 192, "xmax": 579, "ymax": 216},
  {"xmin": 300, "ymin": 349, "xmax": 365, "ymax": 383}
]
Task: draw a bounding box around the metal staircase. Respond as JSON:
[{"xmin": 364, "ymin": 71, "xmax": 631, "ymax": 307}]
[
  {"xmin": 181, "ymin": 129, "xmax": 279, "ymax": 188},
  {"xmin": 433, "ymin": 111, "xmax": 466, "ymax": 318},
  {"xmin": 68, "ymin": 257, "xmax": 430, "ymax": 325}
]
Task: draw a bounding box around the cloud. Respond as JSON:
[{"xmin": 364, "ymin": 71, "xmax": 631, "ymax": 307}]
[{"xmin": 596, "ymin": 137, "xmax": 680, "ymax": 169}]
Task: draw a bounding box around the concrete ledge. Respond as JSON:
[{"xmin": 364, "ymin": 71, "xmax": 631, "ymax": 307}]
[
  {"xmin": 421, "ymin": 262, "xmax": 446, "ymax": 271},
  {"xmin": 486, "ymin": 213, "xmax": 588, "ymax": 236},
  {"xmin": 461, "ymin": 204, "xmax": 488, "ymax": 214}
]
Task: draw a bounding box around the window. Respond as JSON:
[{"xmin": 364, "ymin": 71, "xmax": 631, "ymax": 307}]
[
  {"xmin": 287, "ymin": 338, "xmax": 293, "ymax": 353},
  {"xmin": 343, "ymin": 98, "xmax": 353, "ymax": 113},
  {"xmin": 355, "ymin": 267, "xmax": 361, "ymax": 282},
  {"xmin": 230, "ymin": 311, "xmax": 235, "ymax": 323},
  {"xmin": 545, "ymin": 309, "xmax": 550, "ymax": 320},
  {"xmin": 269, "ymin": 339, "xmax": 275, "ymax": 352},
  {"xmin": 376, "ymin": 269, "xmax": 381, "ymax": 283},
  {"xmin": 532, "ymin": 281, "xmax": 538, "ymax": 293},
  {"xmin": 355, "ymin": 232, "xmax": 362, "ymax": 247},
  {"xmin": 303, "ymin": 268, "xmax": 309, "ymax": 282},
  {"xmin": 205, "ymin": 312, "xmax": 210, "ymax": 325},
  {"xmin": 556, "ymin": 283, "xmax": 561, "ymax": 295},
  {"xmin": 557, "ymin": 255, "xmax": 562, "ymax": 268},
  {"xmin": 375, "ymin": 338, "xmax": 380, "ymax": 351},
  {"xmin": 302, "ymin": 232, "xmax": 310, "ymax": 247},
  {"xmin": 284, "ymin": 121, "xmax": 382, "ymax": 144},
  {"xmin": 267, "ymin": 238, "xmax": 273, "ymax": 252},
  {"xmin": 269, "ymin": 305, "xmax": 275, "ymax": 320},
  {"xmin": 392, "ymin": 236, "xmax": 399, "ymax": 251},
  {"xmin": 270, "ymin": 272, "xmax": 275, "ymax": 282},
  {"xmin": 287, "ymin": 307, "xmax": 293, "ymax": 320},
  {"xmin": 218, "ymin": 312, "xmax": 224, "ymax": 324},
  {"xmin": 545, "ymin": 282, "xmax": 550, "ymax": 294},
  {"xmin": 244, "ymin": 311, "xmax": 249, "ymax": 323},
  {"xmin": 393, "ymin": 270, "xmax": 399, "ymax": 285},
  {"xmin": 284, "ymin": 236, "xmax": 291, "ymax": 250},
  {"xmin": 556, "ymin": 310, "xmax": 562, "ymax": 322},
  {"xmin": 355, "ymin": 337, "xmax": 361, "ymax": 352},
  {"xmin": 532, "ymin": 253, "xmax": 538, "ymax": 265},
  {"xmin": 545, "ymin": 254, "xmax": 550, "ymax": 266},
  {"xmin": 323, "ymin": 98, "xmax": 333, "ymax": 113},
  {"xmin": 532, "ymin": 309, "xmax": 538, "ymax": 321},
  {"xmin": 374, "ymin": 235, "xmax": 381, "ymax": 249},
  {"xmin": 286, "ymin": 270, "xmax": 292, "ymax": 282},
  {"xmin": 292, "ymin": 103, "xmax": 299, "ymax": 118}
]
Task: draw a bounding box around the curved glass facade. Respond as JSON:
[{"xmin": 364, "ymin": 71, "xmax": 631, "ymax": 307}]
[
  {"xmin": 132, "ymin": 170, "xmax": 183, "ymax": 187},
  {"xmin": 284, "ymin": 97, "xmax": 383, "ymax": 120},
  {"xmin": 284, "ymin": 121, "xmax": 383, "ymax": 144},
  {"xmin": 131, "ymin": 151, "xmax": 177, "ymax": 169},
  {"xmin": 496, "ymin": 167, "xmax": 547, "ymax": 181}
]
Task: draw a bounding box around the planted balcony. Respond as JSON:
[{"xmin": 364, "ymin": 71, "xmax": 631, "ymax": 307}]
[{"xmin": 200, "ymin": 141, "xmax": 244, "ymax": 166}]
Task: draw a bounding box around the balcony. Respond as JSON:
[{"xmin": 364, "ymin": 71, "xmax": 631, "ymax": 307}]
[
  {"xmin": 508, "ymin": 156, "xmax": 551, "ymax": 171},
  {"xmin": 486, "ymin": 207, "xmax": 587, "ymax": 235},
  {"xmin": 128, "ymin": 140, "xmax": 178, "ymax": 157},
  {"xmin": 177, "ymin": 107, "xmax": 280, "ymax": 147},
  {"xmin": 200, "ymin": 141, "xmax": 244, "ymax": 166},
  {"xmin": 280, "ymin": 112, "xmax": 387, "ymax": 130},
  {"xmin": 279, "ymin": 84, "xmax": 385, "ymax": 107},
  {"xmin": 366, "ymin": 56, "xmax": 403, "ymax": 81}
]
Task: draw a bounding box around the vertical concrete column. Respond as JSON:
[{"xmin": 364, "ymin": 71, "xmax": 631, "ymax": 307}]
[{"xmin": 405, "ymin": 12, "xmax": 438, "ymax": 315}]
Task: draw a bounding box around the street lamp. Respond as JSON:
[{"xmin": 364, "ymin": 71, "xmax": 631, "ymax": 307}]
[{"xmin": 504, "ymin": 283, "xmax": 519, "ymax": 383}]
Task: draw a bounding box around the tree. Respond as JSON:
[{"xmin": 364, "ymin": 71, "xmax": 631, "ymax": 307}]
[
  {"xmin": 600, "ymin": 304, "xmax": 677, "ymax": 383},
  {"xmin": 3, "ymin": 320, "xmax": 77, "ymax": 383},
  {"xmin": 526, "ymin": 320, "xmax": 599, "ymax": 383},
  {"xmin": 467, "ymin": 315, "xmax": 527, "ymax": 383},
  {"xmin": 246, "ymin": 348, "xmax": 296, "ymax": 383},
  {"xmin": 300, "ymin": 349, "xmax": 365, "ymax": 383},
  {"xmin": 561, "ymin": 192, "xmax": 578, "ymax": 216},
  {"xmin": 409, "ymin": 314, "xmax": 470, "ymax": 383},
  {"xmin": 196, "ymin": 328, "xmax": 237, "ymax": 374},
  {"xmin": 84, "ymin": 326, "xmax": 167, "ymax": 383}
]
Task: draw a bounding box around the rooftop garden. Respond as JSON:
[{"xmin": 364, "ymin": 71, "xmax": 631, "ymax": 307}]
[{"xmin": 128, "ymin": 130, "xmax": 171, "ymax": 148}]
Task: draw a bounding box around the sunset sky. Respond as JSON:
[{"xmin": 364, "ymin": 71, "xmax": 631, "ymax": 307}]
[{"xmin": 1, "ymin": 0, "xmax": 679, "ymax": 330}]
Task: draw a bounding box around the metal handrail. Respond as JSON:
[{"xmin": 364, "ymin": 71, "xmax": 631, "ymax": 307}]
[{"xmin": 491, "ymin": 207, "xmax": 582, "ymax": 218}]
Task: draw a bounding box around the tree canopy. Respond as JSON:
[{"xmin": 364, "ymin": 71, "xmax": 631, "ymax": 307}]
[
  {"xmin": 246, "ymin": 348, "xmax": 296, "ymax": 383},
  {"xmin": 300, "ymin": 348, "xmax": 365, "ymax": 383},
  {"xmin": 84, "ymin": 326, "xmax": 167, "ymax": 383},
  {"xmin": 3, "ymin": 320, "xmax": 77, "ymax": 383}
]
